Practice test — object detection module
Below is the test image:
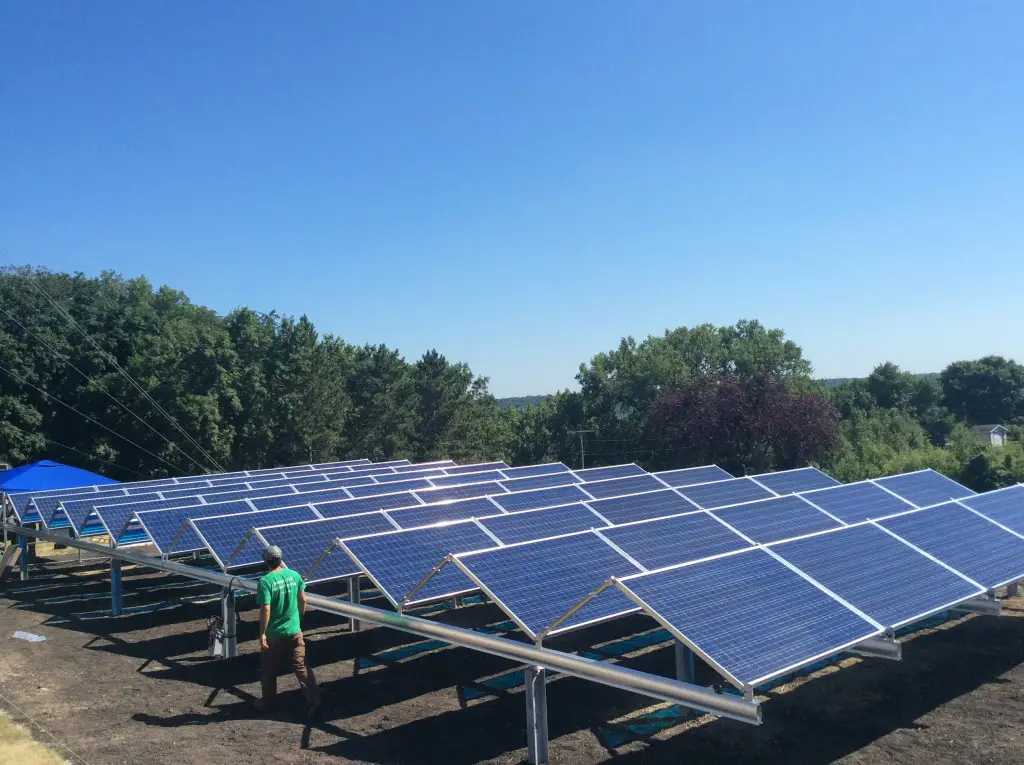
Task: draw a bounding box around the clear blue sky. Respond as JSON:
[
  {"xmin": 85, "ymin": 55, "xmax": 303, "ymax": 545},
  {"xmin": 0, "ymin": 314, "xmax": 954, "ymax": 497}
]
[{"xmin": 2, "ymin": 3, "xmax": 1021, "ymax": 397}]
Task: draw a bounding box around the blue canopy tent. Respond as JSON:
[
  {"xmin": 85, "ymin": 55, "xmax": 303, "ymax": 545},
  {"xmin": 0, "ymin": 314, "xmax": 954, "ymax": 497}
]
[{"xmin": 0, "ymin": 459, "xmax": 119, "ymax": 494}]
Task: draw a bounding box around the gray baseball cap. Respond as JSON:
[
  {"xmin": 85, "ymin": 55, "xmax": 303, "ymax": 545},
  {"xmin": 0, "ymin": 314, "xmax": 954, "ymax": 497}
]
[{"xmin": 262, "ymin": 545, "xmax": 283, "ymax": 564}]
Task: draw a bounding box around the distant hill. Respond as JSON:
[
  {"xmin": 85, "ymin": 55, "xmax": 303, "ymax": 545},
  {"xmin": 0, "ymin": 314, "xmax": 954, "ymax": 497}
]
[{"xmin": 497, "ymin": 395, "xmax": 550, "ymax": 410}]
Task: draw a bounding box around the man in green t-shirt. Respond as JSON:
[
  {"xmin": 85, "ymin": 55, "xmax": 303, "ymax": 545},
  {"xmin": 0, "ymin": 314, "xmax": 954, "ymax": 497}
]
[{"xmin": 256, "ymin": 545, "xmax": 321, "ymax": 716}]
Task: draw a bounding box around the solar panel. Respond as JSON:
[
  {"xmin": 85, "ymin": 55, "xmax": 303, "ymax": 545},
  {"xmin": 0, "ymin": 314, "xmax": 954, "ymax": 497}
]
[
  {"xmin": 96, "ymin": 496, "xmax": 204, "ymax": 543},
  {"xmin": 677, "ymin": 478, "xmax": 777, "ymax": 510},
  {"xmin": 315, "ymin": 492, "xmax": 422, "ymax": 518},
  {"xmin": 580, "ymin": 474, "xmax": 667, "ymax": 499},
  {"xmin": 199, "ymin": 485, "xmax": 299, "ymax": 505},
  {"xmin": 587, "ymin": 489, "xmax": 698, "ymax": 525},
  {"xmin": 480, "ymin": 503, "xmax": 607, "ymax": 545},
  {"xmin": 442, "ymin": 461, "xmax": 509, "ymax": 476},
  {"xmin": 752, "ymin": 467, "xmax": 840, "ymax": 495},
  {"xmin": 389, "ymin": 496, "xmax": 503, "ymax": 529},
  {"xmin": 879, "ymin": 502, "xmax": 1024, "ymax": 589},
  {"xmin": 872, "ymin": 470, "xmax": 975, "ymax": 507},
  {"xmin": 771, "ymin": 523, "xmax": 982, "ymax": 629},
  {"xmin": 500, "ymin": 472, "xmax": 581, "ymax": 492},
  {"xmin": 959, "ymin": 486, "xmax": 1024, "ymax": 534},
  {"xmin": 573, "ymin": 464, "xmax": 647, "ymax": 481},
  {"xmin": 341, "ymin": 523, "xmax": 495, "ymax": 606},
  {"xmin": 602, "ymin": 512, "xmax": 751, "ymax": 570},
  {"xmin": 414, "ymin": 481, "xmax": 507, "ymax": 503},
  {"xmin": 453, "ymin": 533, "xmax": 642, "ymax": 638},
  {"xmin": 653, "ymin": 466, "xmax": 733, "ymax": 488},
  {"xmin": 616, "ymin": 548, "xmax": 882, "ymax": 688},
  {"xmin": 492, "ymin": 484, "xmax": 588, "ymax": 513},
  {"xmin": 136, "ymin": 500, "xmax": 254, "ymax": 553},
  {"xmin": 429, "ymin": 470, "xmax": 507, "ymax": 487},
  {"xmin": 62, "ymin": 493, "xmax": 161, "ymax": 533},
  {"xmin": 161, "ymin": 482, "xmax": 245, "ymax": 499},
  {"xmin": 260, "ymin": 514, "xmax": 396, "ymax": 581},
  {"xmin": 192, "ymin": 506, "xmax": 321, "ymax": 569},
  {"xmin": 500, "ymin": 463, "xmax": 571, "ymax": 479},
  {"xmin": 373, "ymin": 469, "xmax": 445, "ymax": 483},
  {"xmin": 43, "ymin": 489, "xmax": 132, "ymax": 527},
  {"xmin": 347, "ymin": 478, "xmax": 434, "ymax": 498},
  {"xmin": 250, "ymin": 487, "xmax": 351, "ymax": 510},
  {"xmin": 391, "ymin": 460, "xmax": 445, "ymax": 472},
  {"xmin": 712, "ymin": 495, "xmax": 843, "ymax": 544},
  {"xmin": 798, "ymin": 482, "xmax": 915, "ymax": 524}
]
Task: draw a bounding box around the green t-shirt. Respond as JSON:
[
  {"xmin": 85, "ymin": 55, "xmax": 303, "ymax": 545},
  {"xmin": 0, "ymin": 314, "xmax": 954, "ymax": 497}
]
[{"xmin": 257, "ymin": 568, "xmax": 305, "ymax": 639}]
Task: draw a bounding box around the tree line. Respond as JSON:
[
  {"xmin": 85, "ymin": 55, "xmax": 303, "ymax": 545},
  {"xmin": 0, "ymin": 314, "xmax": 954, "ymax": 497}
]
[{"xmin": 1, "ymin": 267, "xmax": 1022, "ymax": 491}]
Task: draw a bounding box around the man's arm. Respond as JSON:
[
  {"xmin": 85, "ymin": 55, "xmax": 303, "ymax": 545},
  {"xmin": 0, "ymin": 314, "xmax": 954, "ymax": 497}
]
[
  {"xmin": 298, "ymin": 590, "xmax": 307, "ymax": 618},
  {"xmin": 259, "ymin": 604, "xmax": 270, "ymax": 650}
]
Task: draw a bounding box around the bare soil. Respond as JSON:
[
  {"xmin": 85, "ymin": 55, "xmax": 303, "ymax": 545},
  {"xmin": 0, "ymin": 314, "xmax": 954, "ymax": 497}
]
[{"xmin": 2, "ymin": 550, "xmax": 1024, "ymax": 765}]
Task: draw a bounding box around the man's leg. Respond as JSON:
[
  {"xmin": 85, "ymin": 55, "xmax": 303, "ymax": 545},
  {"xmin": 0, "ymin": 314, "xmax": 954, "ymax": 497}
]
[
  {"xmin": 260, "ymin": 638, "xmax": 287, "ymax": 707},
  {"xmin": 290, "ymin": 633, "xmax": 321, "ymax": 708}
]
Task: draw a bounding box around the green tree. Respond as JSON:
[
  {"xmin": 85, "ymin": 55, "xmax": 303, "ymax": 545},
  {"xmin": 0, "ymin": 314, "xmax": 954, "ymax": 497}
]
[{"xmin": 941, "ymin": 356, "xmax": 1024, "ymax": 425}]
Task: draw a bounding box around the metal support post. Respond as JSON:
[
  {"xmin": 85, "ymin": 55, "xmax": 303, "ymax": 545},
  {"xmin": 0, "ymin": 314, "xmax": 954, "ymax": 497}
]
[
  {"xmin": 18, "ymin": 535, "xmax": 29, "ymax": 581},
  {"xmin": 110, "ymin": 559, "xmax": 124, "ymax": 616},
  {"xmin": 454, "ymin": 594, "xmax": 465, "ymax": 608},
  {"xmin": 348, "ymin": 575, "xmax": 362, "ymax": 632},
  {"xmin": 221, "ymin": 588, "xmax": 238, "ymax": 658},
  {"xmin": 850, "ymin": 635, "xmax": 902, "ymax": 661},
  {"xmin": 674, "ymin": 640, "xmax": 695, "ymax": 683},
  {"xmin": 951, "ymin": 596, "xmax": 1002, "ymax": 617},
  {"xmin": 525, "ymin": 665, "xmax": 549, "ymax": 765},
  {"xmin": 1007, "ymin": 582, "xmax": 1019, "ymax": 598}
]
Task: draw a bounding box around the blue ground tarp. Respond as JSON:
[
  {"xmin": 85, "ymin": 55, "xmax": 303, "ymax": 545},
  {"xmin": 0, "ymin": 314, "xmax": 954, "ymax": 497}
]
[{"xmin": 0, "ymin": 460, "xmax": 119, "ymax": 493}]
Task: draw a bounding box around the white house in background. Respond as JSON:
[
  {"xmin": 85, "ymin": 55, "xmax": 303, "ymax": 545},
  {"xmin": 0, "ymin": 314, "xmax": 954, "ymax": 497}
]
[{"xmin": 972, "ymin": 424, "xmax": 1009, "ymax": 447}]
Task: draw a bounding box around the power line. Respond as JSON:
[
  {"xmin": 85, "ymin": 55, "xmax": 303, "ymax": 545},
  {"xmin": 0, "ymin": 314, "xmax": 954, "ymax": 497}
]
[
  {"xmin": 0, "ymin": 255, "xmax": 225, "ymax": 472},
  {"xmin": 1, "ymin": 420, "xmax": 149, "ymax": 478},
  {"xmin": 0, "ymin": 304, "xmax": 211, "ymax": 474},
  {"xmin": 0, "ymin": 361, "xmax": 184, "ymax": 474}
]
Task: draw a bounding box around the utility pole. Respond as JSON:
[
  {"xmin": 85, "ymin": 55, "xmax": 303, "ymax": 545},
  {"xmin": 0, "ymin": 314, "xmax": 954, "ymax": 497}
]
[{"xmin": 568, "ymin": 428, "xmax": 594, "ymax": 469}]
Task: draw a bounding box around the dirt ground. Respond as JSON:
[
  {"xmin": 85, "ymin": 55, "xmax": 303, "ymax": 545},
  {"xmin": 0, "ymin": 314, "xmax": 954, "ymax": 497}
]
[{"xmin": 2, "ymin": 550, "xmax": 1024, "ymax": 765}]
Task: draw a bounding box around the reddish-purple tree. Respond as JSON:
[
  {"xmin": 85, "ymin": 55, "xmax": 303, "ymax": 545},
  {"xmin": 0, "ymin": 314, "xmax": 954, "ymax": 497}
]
[{"xmin": 646, "ymin": 375, "xmax": 840, "ymax": 473}]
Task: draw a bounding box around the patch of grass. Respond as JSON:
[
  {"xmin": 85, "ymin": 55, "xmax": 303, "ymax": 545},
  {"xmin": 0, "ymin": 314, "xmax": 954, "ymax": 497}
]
[{"xmin": 0, "ymin": 710, "xmax": 67, "ymax": 765}]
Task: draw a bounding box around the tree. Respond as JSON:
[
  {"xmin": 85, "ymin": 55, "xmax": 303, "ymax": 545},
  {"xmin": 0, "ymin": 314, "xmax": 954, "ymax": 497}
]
[
  {"xmin": 645, "ymin": 375, "xmax": 839, "ymax": 474},
  {"xmin": 941, "ymin": 356, "xmax": 1024, "ymax": 425}
]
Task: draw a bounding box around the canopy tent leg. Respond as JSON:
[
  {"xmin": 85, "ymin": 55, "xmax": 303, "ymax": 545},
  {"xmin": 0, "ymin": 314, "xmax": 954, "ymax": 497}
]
[
  {"xmin": 348, "ymin": 575, "xmax": 362, "ymax": 632},
  {"xmin": 110, "ymin": 559, "xmax": 124, "ymax": 616},
  {"xmin": 525, "ymin": 665, "xmax": 549, "ymax": 765}
]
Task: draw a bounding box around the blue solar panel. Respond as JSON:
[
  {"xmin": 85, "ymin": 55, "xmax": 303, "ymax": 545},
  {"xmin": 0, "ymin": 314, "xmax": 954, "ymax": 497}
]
[
  {"xmin": 587, "ymin": 489, "xmax": 698, "ymax": 525},
  {"xmin": 250, "ymin": 487, "xmax": 351, "ymax": 510},
  {"xmin": 373, "ymin": 469, "xmax": 445, "ymax": 483},
  {"xmin": 96, "ymin": 497, "xmax": 204, "ymax": 543},
  {"xmin": 41, "ymin": 489, "xmax": 128, "ymax": 526},
  {"xmin": 959, "ymin": 486, "xmax": 1024, "ymax": 534},
  {"xmin": 678, "ymin": 478, "xmax": 777, "ymax": 510},
  {"xmin": 429, "ymin": 470, "xmax": 507, "ymax": 487},
  {"xmin": 136, "ymin": 500, "xmax": 253, "ymax": 553},
  {"xmin": 619, "ymin": 548, "xmax": 882, "ymax": 687},
  {"xmin": 574, "ymin": 464, "xmax": 647, "ymax": 481},
  {"xmin": 316, "ymin": 492, "xmax": 421, "ymax": 518},
  {"xmin": 389, "ymin": 496, "xmax": 503, "ymax": 529},
  {"xmin": 255, "ymin": 514, "xmax": 397, "ymax": 581},
  {"xmin": 753, "ymin": 468, "xmax": 840, "ymax": 495},
  {"xmin": 713, "ymin": 495, "xmax": 842, "ymax": 544},
  {"xmin": 879, "ymin": 501, "xmax": 1024, "ymax": 589},
  {"xmin": 500, "ymin": 463, "xmax": 571, "ymax": 479},
  {"xmin": 480, "ymin": 503, "xmax": 607, "ymax": 545},
  {"xmin": 347, "ymin": 478, "xmax": 434, "ymax": 498},
  {"xmin": 390, "ymin": 460, "xmax": 440, "ymax": 472},
  {"xmin": 62, "ymin": 493, "xmax": 161, "ymax": 533},
  {"xmin": 415, "ymin": 481, "xmax": 506, "ymax": 503},
  {"xmin": 653, "ymin": 466, "xmax": 733, "ymax": 488},
  {"xmin": 443, "ymin": 462, "xmax": 508, "ymax": 476},
  {"xmin": 602, "ymin": 512, "xmax": 751, "ymax": 570},
  {"xmin": 872, "ymin": 470, "xmax": 975, "ymax": 507},
  {"xmin": 192, "ymin": 506, "xmax": 320, "ymax": 568},
  {"xmin": 500, "ymin": 472, "xmax": 580, "ymax": 492},
  {"xmin": 581, "ymin": 474, "xmax": 667, "ymax": 500},
  {"xmin": 342, "ymin": 523, "xmax": 495, "ymax": 606},
  {"xmin": 454, "ymin": 533, "xmax": 642, "ymax": 638},
  {"xmin": 199, "ymin": 485, "xmax": 299, "ymax": 505},
  {"xmin": 493, "ymin": 484, "xmax": 589, "ymax": 513},
  {"xmin": 798, "ymin": 482, "xmax": 915, "ymax": 524},
  {"xmin": 771, "ymin": 524, "xmax": 982, "ymax": 629}
]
